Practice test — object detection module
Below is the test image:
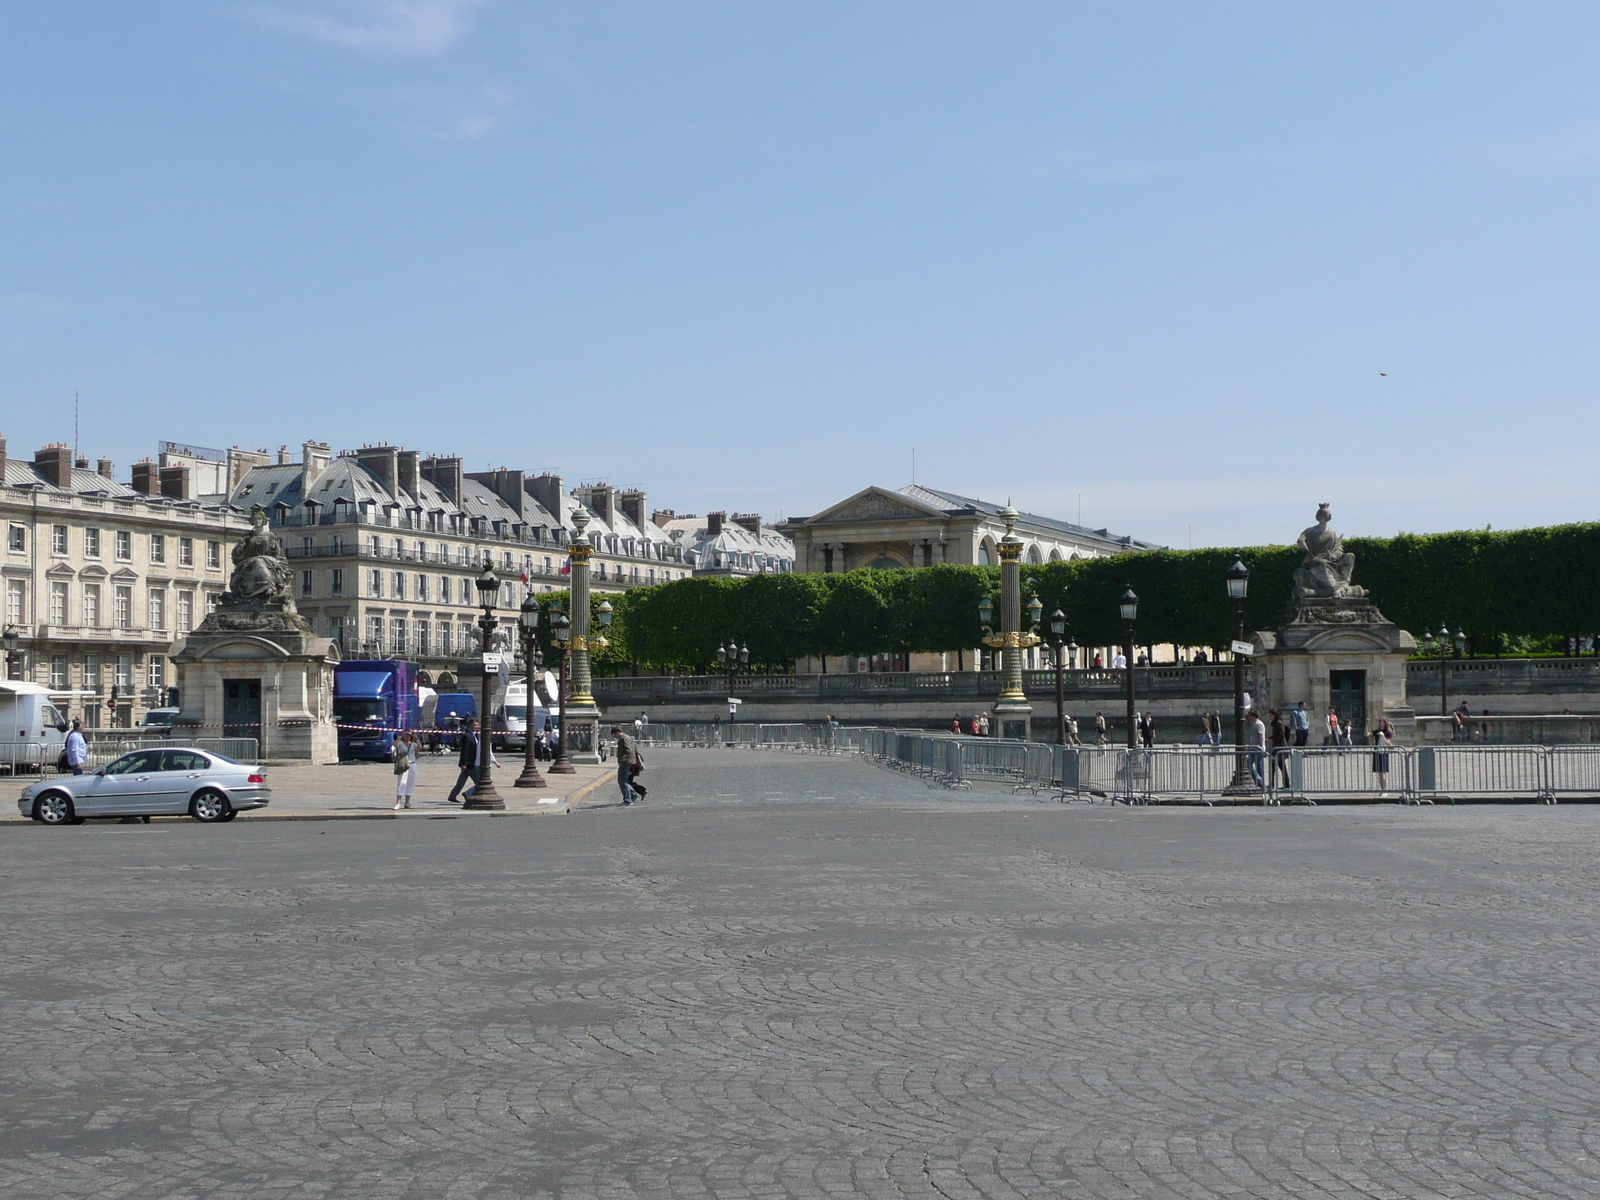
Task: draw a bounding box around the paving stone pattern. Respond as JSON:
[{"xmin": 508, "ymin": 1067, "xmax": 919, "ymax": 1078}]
[{"xmin": 7, "ymin": 749, "xmax": 1600, "ymax": 1198}]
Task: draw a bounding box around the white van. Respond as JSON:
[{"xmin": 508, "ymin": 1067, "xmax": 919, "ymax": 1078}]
[
  {"xmin": 0, "ymin": 682, "xmax": 70, "ymax": 771},
  {"xmin": 494, "ymin": 676, "xmax": 558, "ymax": 751}
]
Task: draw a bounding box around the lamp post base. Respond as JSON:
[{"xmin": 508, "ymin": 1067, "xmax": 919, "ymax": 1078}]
[
  {"xmin": 513, "ymin": 762, "xmax": 547, "ymax": 788},
  {"xmin": 990, "ymin": 698, "xmax": 1034, "ymax": 741},
  {"xmin": 463, "ymin": 780, "xmax": 505, "ymax": 810}
]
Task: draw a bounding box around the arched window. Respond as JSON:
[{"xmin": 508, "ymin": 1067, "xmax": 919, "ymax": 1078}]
[{"xmin": 1026, "ymin": 545, "xmax": 1042, "ymax": 565}]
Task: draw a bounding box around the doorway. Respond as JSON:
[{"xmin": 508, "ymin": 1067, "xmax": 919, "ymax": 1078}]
[
  {"xmin": 224, "ymin": 679, "xmax": 262, "ymax": 740},
  {"xmin": 1328, "ymin": 670, "xmax": 1367, "ymax": 739}
]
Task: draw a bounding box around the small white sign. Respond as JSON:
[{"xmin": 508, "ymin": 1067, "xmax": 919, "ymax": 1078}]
[
  {"xmin": 1230, "ymin": 640, "xmax": 1255, "ymax": 657},
  {"xmin": 482, "ymin": 653, "xmax": 506, "ymax": 670},
  {"xmin": 728, "ymin": 697, "xmax": 743, "ymax": 708}
]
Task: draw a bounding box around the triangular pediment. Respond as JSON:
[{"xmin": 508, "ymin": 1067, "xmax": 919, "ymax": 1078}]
[{"xmin": 806, "ymin": 486, "xmax": 948, "ymax": 525}]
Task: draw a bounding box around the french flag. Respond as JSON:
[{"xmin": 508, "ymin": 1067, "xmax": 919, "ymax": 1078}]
[{"xmin": 560, "ymin": 559, "xmax": 572, "ymax": 576}]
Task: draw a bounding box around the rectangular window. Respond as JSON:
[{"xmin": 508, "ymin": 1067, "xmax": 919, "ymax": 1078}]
[
  {"xmin": 330, "ymin": 568, "xmax": 344, "ymax": 597},
  {"xmin": 367, "ymin": 614, "xmax": 384, "ymax": 647},
  {"xmin": 440, "ymin": 575, "xmax": 451, "ymax": 603},
  {"xmin": 8, "ymin": 525, "xmax": 25, "ymax": 552},
  {"xmin": 7, "ymin": 578, "xmax": 27, "ymax": 624},
  {"xmin": 206, "ymin": 590, "xmax": 219, "ymax": 612},
  {"xmin": 83, "ymin": 584, "xmax": 100, "ymax": 627},
  {"xmin": 176, "ymin": 591, "xmax": 193, "ymax": 633},
  {"xmin": 392, "ymin": 572, "xmax": 405, "ymax": 600},
  {"xmin": 149, "ymin": 655, "xmax": 166, "ymax": 690},
  {"xmin": 51, "ymin": 655, "xmax": 67, "ymax": 689},
  {"xmin": 301, "ymin": 536, "xmax": 314, "ymax": 557},
  {"xmin": 85, "ymin": 528, "xmax": 101, "ymax": 558},
  {"xmin": 206, "ymin": 541, "xmax": 221, "ymax": 569},
  {"xmin": 49, "ymin": 581, "xmax": 68, "ymax": 625},
  {"xmin": 416, "ymin": 620, "xmax": 430, "ymax": 656},
  {"xmin": 150, "ymin": 534, "xmax": 166, "ymax": 564},
  {"xmin": 370, "ymin": 535, "xmax": 381, "ymax": 556},
  {"xmin": 148, "ymin": 588, "xmax": 166, "ymax": 631},
  {"xmin": 51, "ymin": 525, "xmax": 68, "ymax": 555},
  {"xmin": 330, "ymin": 535, "xmax": 344, "ymax": 555},
  {"xmin": 116, "ymin": 530, "xmax": 132, "ymax": 560},
  {"xmin": 114, "ymin": 585, "xmax": 132, "ymax": 629},
  {"xmin": 391, "ymin": 617, "xmax": 408, "ymax": 656},
  {"xmin": 460, "ymin": 577, "xmax": 472, "ymax": 604},
  {"xmin": 417, "ymin": 575, "xmax": 428, "ymax": 602},
  {"xmin": 178, "ymin": 537, "xmax": 193, "ymax": 567},
  {"xmin": 83, "ymin": 654, "xmax": 99, "ymax": 693},
  {"xmin": 115, "ymin": 654, "xmax": 132, "ymax": 688},
  {"xmin": 369, "ymin": 569, "xmax": 382, "ymax": 598},
  {"xmin": 301, "ymin": 570, "xmax": 314, "ymax": 597}
]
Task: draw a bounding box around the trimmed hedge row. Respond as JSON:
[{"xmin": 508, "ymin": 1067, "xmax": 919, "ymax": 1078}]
[{"xmin": 537, "ymin": 522, "xmax": 1600, "ymax": 673}]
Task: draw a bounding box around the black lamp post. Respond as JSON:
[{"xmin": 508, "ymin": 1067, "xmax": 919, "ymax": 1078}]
[
  {"xmin": 548, "ymin": 607, "xmax": 574, "ymax": 774},
  {"xmin": 467, "ymin": 557, "xmax": 504, "ymax": 810},
  {"xmin": 1047, "ymin": 607, "xmax": 1068, "ymax": 745},
  {"xmin": 716, "ymin": 640, "xmax": 748, "ymax": 746},
  {"xmin": 1225, "ymin": 556, "xmax": 1251, "ymax": 787},
  {"xmin": 514, "ymin": 593, "xmax": 546, "ymax": 789},
  {"xmin": 1421, "ymin": 626, "xmax": 1466, "ymax": 718},
  {"xmin": 1119, "ymin": 585, "xmax": 1138, "ymax": 749},
  {"xmin": 2, "ymin": 624, "xmax": 18, "ymax": 680}
]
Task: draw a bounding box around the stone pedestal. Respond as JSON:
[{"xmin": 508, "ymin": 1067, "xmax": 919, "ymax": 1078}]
[
  {"xmin": 1251, "ymin": 598, "xmax": 1417, "ymax": 743},
  {"xmin": 171, "ymin": 617, "xmax": 340, "ymax": 763}
]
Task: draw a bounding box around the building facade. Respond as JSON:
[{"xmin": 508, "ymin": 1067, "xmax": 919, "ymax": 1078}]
[
  {"xmin": 0, "ymin": 438, "xmax": 248, "ymax": 726},
  {"xmin": 651, "ymin": 510, "xmax": 796, "ymax": 577}
]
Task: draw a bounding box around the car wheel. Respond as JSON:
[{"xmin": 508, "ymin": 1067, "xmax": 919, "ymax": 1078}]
[
  {"xmin": 191, "ymin": 789, "xmax": 232, "ymax": 823},
  {"xmin": 34, "ymin": 791, "xmax": 76, "ymax": 825},
  {"xmin": 219, "ymin": 809, "xmax": 238, "ymax": 822}
]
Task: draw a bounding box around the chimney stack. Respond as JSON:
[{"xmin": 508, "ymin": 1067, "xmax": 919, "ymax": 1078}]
[
  {"xmin": 131, "ymin": 459, "xmax": 159, "ymax": 495},
  {"xmin": 707, "ymin": 511, "xmax": 724, "ymax": 536},
  {"xmin": 277, "ymin": 445, "xmax": 291, "ymax": 466},
  {"xmin": 97, "ymin": 457, "xmax": 113, "ymax": 479},
  {"xmin": 159, "ymin": 464, "xmax": 191, "ymax": 500},
  {"xmin": 524, "ymin": 473, "xmax": 564, "ymax": 520},
  {"xmin": 652, "ymin": 508, "xmax": 676, "ymax": 528},
  {"xmin": 353, "ymin": 445, "xmax": 399, "ymax": 497},
  {"xmin": 34, "ymin": 444, "xmax": 73, "ymax": 489},
  {"xmin": 620, "ymin": 489, "xmax": 648, "ymax": 530},
  {"xmin": 300, "ymin": 441, "xmax": 331, "ymax": 495},
  {"xmin": 74, "ymin": 456, "xmax": 88, "ymax": 470},
  {"xmin": 466, "ymin": 467, "xmax": 526, "ymax": 519},
  {"xmin": 421, "ymin": 455, "xmax": 463, "ymax": 504},
  {"xmin": 732, "ymin": 513, "xmax": 763, "ymax": 536},
  {"xmin": 397, "ymin": 450, "xmax": 421, "ymax": 502},
  {"xmin": 0, "ymin": 435, "xmax": 8, "ymax": 481}
]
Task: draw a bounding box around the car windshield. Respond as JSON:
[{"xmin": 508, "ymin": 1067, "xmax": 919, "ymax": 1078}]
[
  {"xmin": 334, "ymin": 699, "xmax": 387, "ymax": 723},
  {"xmin": 504, "ymin": 705, "xmax": 527, "ymax": 719}
]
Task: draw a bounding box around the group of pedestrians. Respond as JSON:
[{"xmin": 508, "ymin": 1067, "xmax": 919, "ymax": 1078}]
[
  {"xmin": 1243, "ymin": 705, "xmax": 1399, "ymax": 792},
  {"xmin": 948, "ymin": 714, "xmax": 991, "ymax": 736}
]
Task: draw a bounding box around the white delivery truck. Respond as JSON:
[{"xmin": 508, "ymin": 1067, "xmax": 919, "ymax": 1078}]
[
  {"xmin": 494, "ymin": 674, "xmax": 559, "ymax": 751},
  {"xmin": 0, "ymin": 681, "xmax": 70, "ymax": 772}
]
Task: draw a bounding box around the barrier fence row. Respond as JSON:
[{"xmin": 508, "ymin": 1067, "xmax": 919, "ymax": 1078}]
[{"xmin": 679, "ymin": 723, "xmax": 1597, "ymax": 803}]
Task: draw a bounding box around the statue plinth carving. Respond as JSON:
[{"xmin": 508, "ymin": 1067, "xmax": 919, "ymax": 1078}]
[{"xmin": 194, "ymin": 505, "xmax": 310, "ymax": 635}]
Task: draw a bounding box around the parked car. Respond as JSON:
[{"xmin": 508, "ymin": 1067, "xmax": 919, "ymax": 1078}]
[
  {"xmin": 139, "ymin": 708, "xmax": 180, "ymax": 730},
  {"xmin": 18, "ymin": 748, "xmax": 271, "ymax": 825}
]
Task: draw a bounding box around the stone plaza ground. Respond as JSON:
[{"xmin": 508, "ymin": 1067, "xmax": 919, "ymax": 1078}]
[{"xmin": 6, "ymin": 748, "xmax": 1600, "ymax": 1198}]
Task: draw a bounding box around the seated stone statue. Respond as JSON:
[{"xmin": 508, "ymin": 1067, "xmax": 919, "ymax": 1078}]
[
  {"xmin": 1292, "ymin": 504, "xmax": 1366, "ymax": 600},
  {"xmin": 223, "ymin": 505, "xmax": 296, "ymax": 610}
]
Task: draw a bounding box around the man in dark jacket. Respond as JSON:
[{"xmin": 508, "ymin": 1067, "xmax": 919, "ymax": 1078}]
[
  {"xmin": 446, "ymin": 718, "xmax": 480, "ymax": 804},
  {"xmin": 611, "ymin": 726, "xmax": 640, "ymax": 805}
]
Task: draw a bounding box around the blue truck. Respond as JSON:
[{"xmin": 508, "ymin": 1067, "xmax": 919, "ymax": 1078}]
[{"xmin": 334, "ymin": 660, "xmax": 420, "ymax": 760}]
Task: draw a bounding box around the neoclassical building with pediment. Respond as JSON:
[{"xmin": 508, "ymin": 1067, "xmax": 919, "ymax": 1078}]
[{"xmin": 785, "ymin": 485, "xmax": 1160, "ymax": 575}]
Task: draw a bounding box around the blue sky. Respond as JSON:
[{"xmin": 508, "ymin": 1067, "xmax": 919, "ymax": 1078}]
[{"xmin": 3, "ymin": 2, "xmax": 1598, "ymax": 549}]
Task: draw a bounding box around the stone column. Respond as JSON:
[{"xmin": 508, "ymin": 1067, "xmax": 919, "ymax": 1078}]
[
  {"xmin": 563, "ymin": 506, "xmax": 602, "ymax": 764},
  {"xmin": 989, "ymin": 505, "xmax": 1033, "ymax": 739}
]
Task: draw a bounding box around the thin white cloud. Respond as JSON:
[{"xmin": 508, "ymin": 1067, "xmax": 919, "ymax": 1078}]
[{"xmin": 246, "ymin": 0, "xmax": 490, "ymax": 58}]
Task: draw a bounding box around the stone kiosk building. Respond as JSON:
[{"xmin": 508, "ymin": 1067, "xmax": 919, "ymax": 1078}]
[
  {"xmin": 171, "ymin": 505, "xmax": 339, "ymax": 762},
  {"xmin": 1251, "ymin": 505, "xmax": 1417, "ymax": 742}
]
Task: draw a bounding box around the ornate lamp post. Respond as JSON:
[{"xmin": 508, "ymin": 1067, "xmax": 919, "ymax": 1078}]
[
  {"xmin": 561, "ymin": 506, "xmax": 605, "ymax": 763},
  {"xmin": 715, "ymin": 640, "xmax": 748, "ymax": 746},
  {"xmin": 466, "ymin": 557, "xmax": 504, "ymax": 810},
  {"xmin": 1047, "ymin": 607, "xmax": 1068, "ymax": 745},
  {"xmin": 1119, "ymin": 585, "xmax": 1139, "ymax": 749},
  {"xmin": 2, "ymin": 624, "xmax": 18, "ymax": 680},
  {"xmin": 513, "ymin": 592, "xmax": 547, "ymax": 789},
  {"xmin": 979, "ymin": 504, "xmax": 1040, "ymax": 739},
  {"xmin": 1225, "ymin": 556, "xmax": 1251, "ymax": 787},
  {"xmin": 1421, "ymin": 626, "xmax": 1466, "ymax": 718},
  {"xmin": 548, "ymin": 606, "xmax": 574, "ymax": 774}
]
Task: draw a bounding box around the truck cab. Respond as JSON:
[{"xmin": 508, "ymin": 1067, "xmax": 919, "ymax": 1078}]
[{"xmin": 334, "ymin": 660, "xmax": 419, "ymax": 760}]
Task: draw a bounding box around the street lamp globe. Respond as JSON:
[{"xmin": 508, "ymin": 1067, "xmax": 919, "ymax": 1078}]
[
  {"xmin": 1225, "ymin": 556, "xmax": 1250, "ymax": 601},
  {"xmin": 552, "ymin": 609, "xmax": 570, "ymax": 641},
  {"xmin": 716, "ymin": 644, "xmax": 727, "ymax": 665},
  {"xmin": 1454, "ymin": 628, "xmax": 1467, "ymax": 657},
  {"xmin": 519, "ymin": 593, "xmax": 540, "ymax": 634},
  {"xmin": 1049, "ymin": 607, "xmax": 1066, "ymax": 641},
  {"xmin": 475, "ymin": 558, "xmax": 500, "ymax": 612},
  {"xmin": 597, "ymin": 600, "xmax": 613, "ymax": 628},
  {"xmin": 1027, "ymin": 594, "xmax": 1044, "ymax": 631},
  {"xmin": 978, "ymin": 595, "xmax": 993, "ymax": 627},
  {"xmin": 738, "ymin": 643, "xmax": 750, "ymax": 666},
  {"xmin": 1421, "ymin": 628, "xmax": 1436, "ymax": 655},
  {"xmin": 1119, "ymin": 586, "xmax": 1139, "ymax": 623}
]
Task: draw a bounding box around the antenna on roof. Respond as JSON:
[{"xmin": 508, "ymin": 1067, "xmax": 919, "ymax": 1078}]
[
  {"xmin": 74, "ymin": 392, "xmax": 79, "ymax": 462},
  {"xmin": 911, "ymin": 446, "xmax": 915, "ymax": 485}
]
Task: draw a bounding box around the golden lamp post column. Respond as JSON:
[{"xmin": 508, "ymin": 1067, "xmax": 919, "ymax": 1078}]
[
  {"xmin": 562, "ymin": 505, "xmax": 604, "ymax": 764},
  {"xmin": 980, "ymin": 504, "xmax": 1039, "ymax": 740}
]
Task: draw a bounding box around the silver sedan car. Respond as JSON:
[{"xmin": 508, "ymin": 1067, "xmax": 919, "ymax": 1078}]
[{"xmin": 18, "ymin": 748, "xmax": 271, "ymax": 825}]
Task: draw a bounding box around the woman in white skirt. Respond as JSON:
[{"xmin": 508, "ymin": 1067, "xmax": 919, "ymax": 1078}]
[{"xmin": 392, "ymin": 730, "xmax": 419, "ymax": 810}]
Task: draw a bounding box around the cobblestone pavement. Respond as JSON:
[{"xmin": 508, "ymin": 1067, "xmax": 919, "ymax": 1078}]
[{"xmin": 8, "ymin": 748, "xmax": 1600, "ymax": 1198}]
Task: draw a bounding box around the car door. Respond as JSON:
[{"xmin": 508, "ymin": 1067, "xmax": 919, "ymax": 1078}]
[
  {"xmin": 77, "ymin": 750, "xmax": 165, "ymax": 816},
  {"xmin": 154, "ymin": 750, "xmax": 211, "ymax": 814}
]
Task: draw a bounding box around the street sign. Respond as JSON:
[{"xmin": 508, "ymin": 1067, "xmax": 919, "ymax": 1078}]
[
  {"xmin": 1230, "ymin": 640, "xmax": 1255, "ymax": 657},
  {"xmin": 728, "ymin": 697, "xmax": 743, "ymax": 708},
  {"xmin": 482, "ymin": 652, "xmax": 505, "ymax": 670}
]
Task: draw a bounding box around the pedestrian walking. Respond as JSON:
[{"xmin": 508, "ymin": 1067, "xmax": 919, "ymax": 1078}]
[
  {"xmin": 1094, "ymin": 712, "xmax": 1108, "ymax": 747},
  {"xmin": 446, "ymin": 718, "xmax": 481, "ymax": 804},
  {"xmin": 1092, "ymin": 652, "xmax": 1103, "ymax": 669},
  {"xmin": 1268, "ymin": 709, "xmax": 1292, "ymax": 788},
  {"xmin": 64, "ymin": 719, "xmax": 88, "ymax": 776},
  {"xmin": 392, "ymin": 730, "xmax": 418, "ymax": 810},
  {"xmin": 1247, "ymin": 709, "xmax": 1268, "ymax": 788},
  {"xmin": 978, "ymin": 713, "xmax": 989, "ymax": 737},
  {"xmin": 969, "ymin": 716, "xmax": 981, "ymax": 736},
  {"xmin": 1198, "ymin": 714, "xmax": 1213, "ymax": 747},
  {"xmin": 1370, "ymin": 718, "xmax": 1394, "ymax": 794},
  {"xmin": 951, "ymin": 715, "xmax": 962, "ymax": 734},
  {"xmin": 1291, "ymin": 701, "xmax": 1310, "ymax": 747},
  {"xmin": 612, "ymin": 726, "xmax": 641, "ymax": 805},
  {"xmin": 1112, "ymin": 650, "xmax": 1127, "ymax": 669},
  {"xmin": 1066, "ymin": 714, "xmax": 1081, "ymax": 746},
  {"xmin": 1324, "ymin": 708, "xmax": 1340, "ymax": 747},
  {"xmin": 1139, "ymin": 711, "xmax": 1154, "ymax": 748}
]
